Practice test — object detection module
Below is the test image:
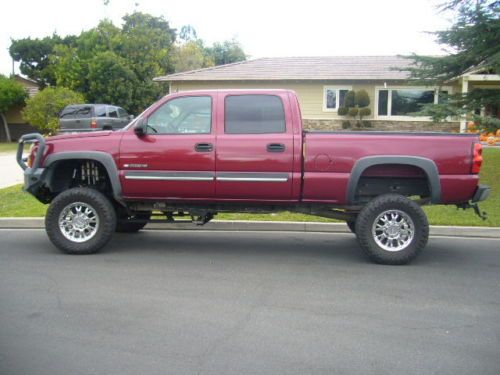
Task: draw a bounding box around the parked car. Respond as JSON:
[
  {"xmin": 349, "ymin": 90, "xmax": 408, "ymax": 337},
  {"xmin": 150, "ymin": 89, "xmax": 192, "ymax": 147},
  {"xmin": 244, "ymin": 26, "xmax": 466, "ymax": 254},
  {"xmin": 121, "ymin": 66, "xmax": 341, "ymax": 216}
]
[
  {"xmin": 17, "ymin": 89, "xmax": 490, "ymax": 264},
  {"xmin": 59, "ymin": 104, "xmax": 133, "ymax": 133}
]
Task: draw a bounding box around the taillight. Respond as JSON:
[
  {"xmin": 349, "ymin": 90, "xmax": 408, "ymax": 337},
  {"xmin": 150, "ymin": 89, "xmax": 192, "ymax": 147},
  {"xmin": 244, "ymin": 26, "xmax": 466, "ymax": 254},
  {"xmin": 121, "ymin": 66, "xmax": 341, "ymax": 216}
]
[
  {"xmin": 472, "ymin": 142, "xmax": 483, "ymax": 174},
  {"xmin": 90, "ymin": 118, "xmax": 97, "ymax": 129}
]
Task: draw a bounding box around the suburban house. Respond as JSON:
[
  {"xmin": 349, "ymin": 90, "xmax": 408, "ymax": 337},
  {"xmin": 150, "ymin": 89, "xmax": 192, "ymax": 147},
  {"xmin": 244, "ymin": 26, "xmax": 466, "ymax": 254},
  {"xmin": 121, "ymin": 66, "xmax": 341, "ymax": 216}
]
[
  {"xmin": 0, "ymin": 75, "xmax": 39, "ymax": 142},
  {"xmin": 154, "ymin": 56, "xmax": 500, "ymax": 132}
]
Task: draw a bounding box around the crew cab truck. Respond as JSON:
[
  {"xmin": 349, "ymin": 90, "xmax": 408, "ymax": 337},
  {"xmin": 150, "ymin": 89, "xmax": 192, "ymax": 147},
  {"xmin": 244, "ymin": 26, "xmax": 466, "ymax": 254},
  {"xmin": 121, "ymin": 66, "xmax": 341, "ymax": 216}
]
[{"xmin": 17, "ymin": 89, "xmax": 490, "ymax": 265}]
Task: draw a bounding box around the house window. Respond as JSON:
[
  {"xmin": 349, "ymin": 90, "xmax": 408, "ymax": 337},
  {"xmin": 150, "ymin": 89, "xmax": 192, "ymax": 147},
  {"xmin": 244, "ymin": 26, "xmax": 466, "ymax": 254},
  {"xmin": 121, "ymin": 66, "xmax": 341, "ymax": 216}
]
[
  {"xmin": 376, "ymin": 87, "xmax": 450, "ymax": 119},
  {"xmin": 323, "ymin": 87, "xmax": 351, "ymax": 111}
]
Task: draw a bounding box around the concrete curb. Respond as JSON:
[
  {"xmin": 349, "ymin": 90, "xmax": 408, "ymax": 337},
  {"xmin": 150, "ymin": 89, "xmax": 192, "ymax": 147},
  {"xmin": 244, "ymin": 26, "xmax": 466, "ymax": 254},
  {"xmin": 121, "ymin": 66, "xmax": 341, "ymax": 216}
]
[{"xmin": 0, "ymin": 218, "xmax": 499, "ymax": 238}]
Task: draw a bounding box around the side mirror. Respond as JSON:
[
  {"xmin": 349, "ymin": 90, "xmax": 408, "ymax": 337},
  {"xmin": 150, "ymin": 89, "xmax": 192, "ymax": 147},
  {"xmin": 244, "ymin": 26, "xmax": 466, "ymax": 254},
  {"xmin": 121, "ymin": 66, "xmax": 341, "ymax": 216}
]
[
  {"xmin": 128, "ymin": 114, "xmax": 135, "ymax": 120},
  {"xmin": 134, "ymin": 120, "xmax": 147, "ymax": 137}
]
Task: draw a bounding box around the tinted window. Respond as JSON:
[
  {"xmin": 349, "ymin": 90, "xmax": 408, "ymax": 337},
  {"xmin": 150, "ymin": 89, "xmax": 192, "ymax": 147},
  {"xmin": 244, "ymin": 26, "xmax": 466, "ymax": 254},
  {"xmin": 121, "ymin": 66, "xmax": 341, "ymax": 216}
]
[
  {"xmin": 147, "ymin": 96, "xmax": 211, "ymax": 134},
  {"xmin": 94, "ymin": 105, "xmax": 107, "ymax": 117},
  {"xmin": 117, "ymin": 108, "xmax": 128, "ymax": 118},
  {"xmin": 225, "ymin": 95, "xmax": 285, "ymax": 134},
  {"xmin": 74, "ymin": 106, "xmax": 92, "ymax": 119},
  {"xmin": 108, "ymin": 107, "xmax": 118, "ymax": 118}
]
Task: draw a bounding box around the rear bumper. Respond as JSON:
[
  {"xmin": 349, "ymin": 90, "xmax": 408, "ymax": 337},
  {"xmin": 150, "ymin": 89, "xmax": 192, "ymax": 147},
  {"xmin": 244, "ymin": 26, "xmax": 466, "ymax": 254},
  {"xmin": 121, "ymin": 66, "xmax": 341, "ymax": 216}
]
[{"xmin": 471, "ymin": 185, "xmax": 491, "ymax": 203}]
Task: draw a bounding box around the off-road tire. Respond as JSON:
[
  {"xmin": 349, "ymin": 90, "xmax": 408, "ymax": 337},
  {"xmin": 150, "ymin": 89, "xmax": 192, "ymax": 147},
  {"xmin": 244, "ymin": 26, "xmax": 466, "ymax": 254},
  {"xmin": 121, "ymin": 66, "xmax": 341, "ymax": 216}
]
[
  {"xmin": 45, "ymin": 188, "xmax": 116, "ymax": 254},
  {"xmin": 355, "ymin": 194, "xmax": 429, "ymax": 265},
  {"xmin": 115, "ymin": 212, "xmax": 151, "ymax": 233}
]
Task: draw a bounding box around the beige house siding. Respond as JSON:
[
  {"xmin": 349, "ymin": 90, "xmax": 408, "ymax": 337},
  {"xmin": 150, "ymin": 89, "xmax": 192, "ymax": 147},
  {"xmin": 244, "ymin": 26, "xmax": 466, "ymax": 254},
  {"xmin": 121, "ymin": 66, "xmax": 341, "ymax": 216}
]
[
  {"xmin": 171, "ymin": 80, "xmax": 377, "ymax": 120},
  {"xmin": 170, "ymin": 80, "xmax": 460, "ymax": 132}
]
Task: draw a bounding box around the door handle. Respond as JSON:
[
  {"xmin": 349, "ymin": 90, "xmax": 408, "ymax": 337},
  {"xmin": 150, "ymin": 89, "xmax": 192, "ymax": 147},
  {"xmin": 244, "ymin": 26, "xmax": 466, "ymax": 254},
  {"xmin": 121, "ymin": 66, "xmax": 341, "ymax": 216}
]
[
  {"xmin": 195, "ymin": 143, "xmax": 213, "ymax": 152},
  {"xmin": 266, "ymin": 143, "xmax": 285, "ymax": 153}
]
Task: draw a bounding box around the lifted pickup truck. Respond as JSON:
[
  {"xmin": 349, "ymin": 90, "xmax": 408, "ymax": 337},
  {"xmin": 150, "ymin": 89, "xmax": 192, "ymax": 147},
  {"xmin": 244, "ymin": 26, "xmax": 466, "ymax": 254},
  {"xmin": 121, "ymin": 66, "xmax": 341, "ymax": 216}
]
[{"xmin": 17, "ymin": 89, "xmax": 490, "ymax": 264}]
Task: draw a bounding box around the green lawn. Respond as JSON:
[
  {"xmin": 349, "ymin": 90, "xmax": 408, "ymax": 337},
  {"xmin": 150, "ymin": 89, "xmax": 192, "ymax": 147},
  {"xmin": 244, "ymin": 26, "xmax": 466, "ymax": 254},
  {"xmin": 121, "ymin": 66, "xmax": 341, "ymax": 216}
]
[
  {"xmin": 0, "ymin": 142, "xmax": 18, "ymax": 153},
  {"xmin": 1, "ymin": 148, "xmax": 498, "ymax": 226}
]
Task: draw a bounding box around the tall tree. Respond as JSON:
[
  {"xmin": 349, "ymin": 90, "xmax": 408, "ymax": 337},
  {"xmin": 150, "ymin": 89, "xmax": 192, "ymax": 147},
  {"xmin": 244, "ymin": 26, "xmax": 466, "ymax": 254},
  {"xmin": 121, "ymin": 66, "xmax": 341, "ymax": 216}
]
[
  {"xmin": 206, "ymin": 39, "xmax": 246, "ymax": 66},
  {"xmin": 172, "ymin": 40, "xmax": 214, "ymax": 73},
  {"xmin": 405, "ymin": 0, "xmax": 500, "ymax": 131},
  {"xmin": 10, "ymin": 12, "xmax": 247, "ymax": 113},
  {"xmin": 0, "ymin": 75, "xmax": 27, "ymax": 114},
  {"xmin": 9, "ymin": 34, "xmax": 75, "ymax": 87},
  {"xmin": 50, "ymin": 13, "xmax": 175, "ymax": 113},
  {"xmin": 0, "ymin": 75, "xmax": 28, "ymax": 140}
]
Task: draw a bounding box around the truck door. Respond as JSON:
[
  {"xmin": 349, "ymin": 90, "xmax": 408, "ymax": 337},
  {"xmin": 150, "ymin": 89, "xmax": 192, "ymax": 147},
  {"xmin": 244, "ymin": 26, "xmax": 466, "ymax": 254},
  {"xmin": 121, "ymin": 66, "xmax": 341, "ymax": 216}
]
[
  {"xmin": 119, "ymin": 94, "xmax": 216, "ymax": 199},
  {"xmin": 215, "ymin": 93, "xmax": 294, "ymax": 200}
]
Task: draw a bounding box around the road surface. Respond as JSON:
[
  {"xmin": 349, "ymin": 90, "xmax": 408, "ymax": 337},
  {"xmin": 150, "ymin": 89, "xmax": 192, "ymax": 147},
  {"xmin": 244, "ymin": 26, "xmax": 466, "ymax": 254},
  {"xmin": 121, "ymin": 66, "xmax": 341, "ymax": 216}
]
[{"xmin": 0, "ymin": 229, "xmax": 499, "ymax": 375}]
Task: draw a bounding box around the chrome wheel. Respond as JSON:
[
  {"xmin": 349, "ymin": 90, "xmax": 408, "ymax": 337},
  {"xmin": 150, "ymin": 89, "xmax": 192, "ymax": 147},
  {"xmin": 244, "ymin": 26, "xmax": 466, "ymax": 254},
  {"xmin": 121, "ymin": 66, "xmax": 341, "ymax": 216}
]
[
  {"xmin": 58, "ymin": 202, "xmax": 99, "ymax": 243},
  {"xmin": 372, "ymin": 209, "xmax": 414, "ymax": 252}
]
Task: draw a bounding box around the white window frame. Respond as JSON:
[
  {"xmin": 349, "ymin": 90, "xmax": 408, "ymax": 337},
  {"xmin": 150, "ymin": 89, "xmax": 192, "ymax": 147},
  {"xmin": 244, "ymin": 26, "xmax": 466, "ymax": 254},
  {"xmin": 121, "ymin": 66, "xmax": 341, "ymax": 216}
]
[
  {"xmin": 323, "ymin": 86, "xmax": 352, "ymax": 112},
  {"xmin": 374, "ymin": 85, "xmax": 453, "ymax": 121}
]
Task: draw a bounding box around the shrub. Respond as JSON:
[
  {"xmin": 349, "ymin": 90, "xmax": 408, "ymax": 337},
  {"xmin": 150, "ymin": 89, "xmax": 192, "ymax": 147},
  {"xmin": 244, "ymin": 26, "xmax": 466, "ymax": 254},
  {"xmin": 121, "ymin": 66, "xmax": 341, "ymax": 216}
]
[
  {"xmin": 22, "ymin": 87, "xmax": 84, "ymax": 135},
  {"xmin": 359, "ymin": 107, "xmax": 371, "ymax": 119},
  {"xmin": 355, "ymin": 89, "xmax": 370, "ymax": 107},
  {"xmin": 338, "ymin": 106, "xmax": 348, "ymax": 116},
  {"xmin": 344, "ymin": 91, "xmax": 356, "ymax": 108},
  {"xmin": 361, "ymin": 120, "xmax": 373, "ymax": 128},
  {"xmin": 341, "ymin": 120, "xmax": 351, "ymax": 129},
  {"xmin": 348, "ymin": 107, "xmax": 359, "ymax": 117}
]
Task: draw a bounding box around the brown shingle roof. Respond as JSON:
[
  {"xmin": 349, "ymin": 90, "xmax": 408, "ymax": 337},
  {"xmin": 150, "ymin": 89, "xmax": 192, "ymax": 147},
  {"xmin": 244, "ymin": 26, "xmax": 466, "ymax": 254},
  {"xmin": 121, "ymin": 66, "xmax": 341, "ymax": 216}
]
[{"xmin": 154, "ymin": 56, "xmax": 413, "ymax": 82}]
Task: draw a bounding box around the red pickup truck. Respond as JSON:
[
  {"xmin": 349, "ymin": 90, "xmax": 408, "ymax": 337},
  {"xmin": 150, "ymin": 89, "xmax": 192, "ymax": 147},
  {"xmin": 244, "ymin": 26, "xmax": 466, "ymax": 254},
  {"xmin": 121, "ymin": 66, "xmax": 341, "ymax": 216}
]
[{"xmin": 17, "ymin": 89, "xmax": 490, "ymax": 264}]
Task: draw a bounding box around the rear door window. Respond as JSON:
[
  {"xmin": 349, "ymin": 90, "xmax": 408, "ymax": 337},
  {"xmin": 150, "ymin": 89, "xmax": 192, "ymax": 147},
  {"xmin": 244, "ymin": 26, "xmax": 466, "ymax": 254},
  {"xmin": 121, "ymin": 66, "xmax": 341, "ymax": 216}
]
[
  {"xmin": 224, "ymin": 95, "xmax": 286, "ymax": 134},
  {"xmin": 74, "ymin": 106, "xmax": 92, "ymax": 119}
]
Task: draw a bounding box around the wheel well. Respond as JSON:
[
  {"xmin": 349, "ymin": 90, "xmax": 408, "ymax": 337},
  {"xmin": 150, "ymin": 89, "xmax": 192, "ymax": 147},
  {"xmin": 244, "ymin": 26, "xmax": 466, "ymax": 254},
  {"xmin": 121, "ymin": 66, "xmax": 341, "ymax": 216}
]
[
  {"xmin": 354, "ymin": 164, "xmax": 431, "ymax": 204},
  {"xmin": 44, "ymin": 159, "xmax": 112, "ymax": 198}
]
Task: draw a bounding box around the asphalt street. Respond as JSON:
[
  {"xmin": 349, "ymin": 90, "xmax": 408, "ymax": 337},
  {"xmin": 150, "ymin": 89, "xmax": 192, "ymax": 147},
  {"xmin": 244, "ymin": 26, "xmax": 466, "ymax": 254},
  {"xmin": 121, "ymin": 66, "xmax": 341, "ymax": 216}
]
[{"xmin": 0, "ymin": 229, "xmax": 499, "ymax": 375}]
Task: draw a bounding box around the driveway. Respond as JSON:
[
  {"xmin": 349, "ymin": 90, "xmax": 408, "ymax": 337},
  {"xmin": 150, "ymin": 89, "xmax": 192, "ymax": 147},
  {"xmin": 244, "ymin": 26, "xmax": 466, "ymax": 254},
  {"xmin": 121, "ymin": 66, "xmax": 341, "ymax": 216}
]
[
  {"xmin": 0, "ymin": 230, "xmax": 499, "ymax": 375},
  {"xmin": 0, "ymin": 152, "xmax": 23, "ymax": 188}
]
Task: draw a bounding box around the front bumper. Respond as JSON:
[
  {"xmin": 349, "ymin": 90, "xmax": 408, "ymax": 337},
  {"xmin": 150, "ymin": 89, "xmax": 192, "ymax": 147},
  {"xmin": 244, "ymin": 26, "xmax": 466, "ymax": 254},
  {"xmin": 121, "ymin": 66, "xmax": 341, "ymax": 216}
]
[
  {"xmin": 16, "ymin": 133, "xmax": 46, "ymax": 192},
  {"xmin": 471, "ymin": 184, "xmax": 491, "ymax": 203}
]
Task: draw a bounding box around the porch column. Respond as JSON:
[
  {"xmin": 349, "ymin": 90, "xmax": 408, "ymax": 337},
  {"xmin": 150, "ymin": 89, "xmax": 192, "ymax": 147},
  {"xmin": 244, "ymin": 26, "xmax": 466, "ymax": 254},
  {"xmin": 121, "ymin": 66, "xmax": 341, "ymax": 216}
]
[{"xmin": 460, "ymin": 77, "xmax": 469, "ymax": 133}]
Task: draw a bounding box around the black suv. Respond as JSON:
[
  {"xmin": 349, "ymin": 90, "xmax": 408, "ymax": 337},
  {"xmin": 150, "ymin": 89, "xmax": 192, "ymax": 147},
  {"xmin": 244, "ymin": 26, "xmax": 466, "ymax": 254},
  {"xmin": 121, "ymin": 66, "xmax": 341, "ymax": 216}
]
[{"xmin": 59, "ymin": 104, "xmax": 133, "ymax": 133}]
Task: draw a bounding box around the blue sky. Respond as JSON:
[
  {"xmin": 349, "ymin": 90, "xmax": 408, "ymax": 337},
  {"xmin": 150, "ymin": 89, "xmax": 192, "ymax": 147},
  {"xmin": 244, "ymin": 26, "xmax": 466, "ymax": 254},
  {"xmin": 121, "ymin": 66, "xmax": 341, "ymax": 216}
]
[{"xmin": 0, "ymin": 0, "xmax": 453, "ymax": 76}]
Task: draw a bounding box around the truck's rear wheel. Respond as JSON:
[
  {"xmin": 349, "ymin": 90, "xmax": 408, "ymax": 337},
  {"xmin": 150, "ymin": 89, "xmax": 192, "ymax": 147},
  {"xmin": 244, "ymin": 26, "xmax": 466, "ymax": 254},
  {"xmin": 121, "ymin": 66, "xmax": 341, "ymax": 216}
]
[
  {"xmin": 355, "ymin": 194, "xmax": 429, "ymax": 265},
  {"xmin": 45, "ymin": 188, "xmax": 116, "ymax": 254}
]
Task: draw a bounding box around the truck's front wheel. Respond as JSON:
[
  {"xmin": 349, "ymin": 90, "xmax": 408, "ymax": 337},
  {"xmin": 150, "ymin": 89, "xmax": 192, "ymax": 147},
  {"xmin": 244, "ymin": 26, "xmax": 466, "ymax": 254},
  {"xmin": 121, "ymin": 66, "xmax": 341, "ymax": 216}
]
[
  {"xmin": 355, "ymin": 194, "xmax": 429, "ymax": 265},
  {"xmin": 45, "ymin": 188, "xmax": 117, "ymax": 254}
]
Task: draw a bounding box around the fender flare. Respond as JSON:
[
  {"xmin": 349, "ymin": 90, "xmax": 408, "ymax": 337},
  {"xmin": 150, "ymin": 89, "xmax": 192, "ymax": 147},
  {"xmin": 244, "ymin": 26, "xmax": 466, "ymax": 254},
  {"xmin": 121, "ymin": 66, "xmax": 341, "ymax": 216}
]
[
  {"xmin": 44, "ymin": 151, "xmax": 122, "ymax": 202},
  {"xmin": 346, "ymin": 156, "xmax": 441, "ymax": 204}
]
